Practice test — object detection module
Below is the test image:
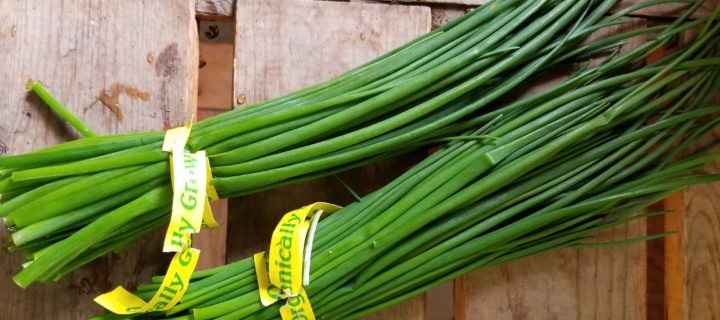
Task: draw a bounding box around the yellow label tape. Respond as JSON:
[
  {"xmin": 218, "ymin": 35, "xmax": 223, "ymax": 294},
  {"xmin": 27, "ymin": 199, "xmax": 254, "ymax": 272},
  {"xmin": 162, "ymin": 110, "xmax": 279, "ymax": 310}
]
[
  {"xmin": 268, "ymin": 202, "xmax": 340, "ymax": 297},
  {"xmin": 280, "ymin": 289, "xmax": 316, "ymax": 320},
  {"xmin": 162, "ymin": 123, "xmax": 216, "ymax": 252},
  {"xmin": 254, "ymin": 202, "xmax": 341, "ymax": 319},
  {"xmin": 254, "ymin": 251, "xmax": 280, "ymax": 306},
  {"xmin": 94, "ymin": 235, "xmax": 200, "ymax": 314},
  {"xmin": 95, "ymin": 121, "xmax": 218, "ymax": 314},
  {"xmin": 203, "ymin": 160, "xmax": 220, "ymax": 228}
]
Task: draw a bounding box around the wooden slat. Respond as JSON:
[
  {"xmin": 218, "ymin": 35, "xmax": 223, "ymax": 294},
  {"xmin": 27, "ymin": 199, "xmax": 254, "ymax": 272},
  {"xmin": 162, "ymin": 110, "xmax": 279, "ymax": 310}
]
[
  {"xmin": 431, "ymin": 6, "xmax": 469, "ymax": 30},
  {"xmin": 662, "ymin": 192, "xmax": 686, "ymax": 320},
  {"xmin": 233, "ymin": 0, "xmax": 431, "ymax": 109},
  {"xmin": 375, "ymin": 0, "xmax": 719, "ymax": 18},
  {"xmin": 676, "ymin": 117, "xmax": 720, "ymax": 320},
  {"xmin": 0, "ymin": 0, "xmax": 198, "ymax": 318},
  {"xmin": 458, "ymin": 221, "xmax": 647, "ymax": 319},
  {"xmin": 425, "ymin": 281, "xmax": 455, "ymax": 320},
  {"xmin": 227, "ymin": 1, "xmax": 430, "ymax": 318},
  {"xmin": 680, "ymin": 161, "xmax": 720, "ymax": 319},
  {"xmin": 364, "ymin": 295, "xmax": 427, "ymax": 320},
  {"xmin": 681, "ymin": 159, "xmax": 720, "ymax": 320},
  {"xmin": 196, "ymin": 0, "xmax": 234, "ymax": 18},
  {"xmin": 194, "ymin": 199, "xmax": 229, "ymax": 269}
]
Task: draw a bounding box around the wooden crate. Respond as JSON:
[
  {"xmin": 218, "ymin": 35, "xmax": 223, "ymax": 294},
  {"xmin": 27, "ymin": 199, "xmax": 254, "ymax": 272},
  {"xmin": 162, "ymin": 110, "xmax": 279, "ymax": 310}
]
[{"xmin": 0, "ymin": 0, "xmax": 719, "ymax": 318}]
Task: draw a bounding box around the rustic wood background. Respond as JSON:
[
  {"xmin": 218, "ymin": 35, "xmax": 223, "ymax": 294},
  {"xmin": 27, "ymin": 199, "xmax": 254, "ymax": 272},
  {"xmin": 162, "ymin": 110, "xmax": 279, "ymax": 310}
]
[{"xmin": 0, "ymin": 0, "xmax": 719, "ymax": 319}]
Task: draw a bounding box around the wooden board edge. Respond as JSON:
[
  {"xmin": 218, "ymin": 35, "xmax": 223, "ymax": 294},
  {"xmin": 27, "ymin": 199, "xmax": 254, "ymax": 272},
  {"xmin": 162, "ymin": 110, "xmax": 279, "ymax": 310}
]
[
  {"xmin": 454, "ymin": 276, "xmax": 466, "ymax": 320},
  {"xmin": 196, "ymin": 0, "xmax": 235, "ymax": 19},
  {"xmin": 189, "ymin": 1, "xmax": 201, "ymax": 117},
  {"xmin": 662, "ymin": 191, "xmax": 686, "ymax": 320}
]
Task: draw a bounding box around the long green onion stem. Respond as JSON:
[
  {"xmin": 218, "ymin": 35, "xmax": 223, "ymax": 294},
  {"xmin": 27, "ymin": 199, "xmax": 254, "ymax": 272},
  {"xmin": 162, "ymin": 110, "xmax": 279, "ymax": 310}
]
[{"xmin": 26, "ymin": 81, "xmax": 97, "ymax": 137}]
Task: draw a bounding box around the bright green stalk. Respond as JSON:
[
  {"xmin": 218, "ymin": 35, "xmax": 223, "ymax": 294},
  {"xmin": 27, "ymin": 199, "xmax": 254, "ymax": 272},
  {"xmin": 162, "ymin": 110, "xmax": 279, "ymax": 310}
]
[{"xmin": 26, "ymin": 81, "xmax": 96, "ymax": 137}]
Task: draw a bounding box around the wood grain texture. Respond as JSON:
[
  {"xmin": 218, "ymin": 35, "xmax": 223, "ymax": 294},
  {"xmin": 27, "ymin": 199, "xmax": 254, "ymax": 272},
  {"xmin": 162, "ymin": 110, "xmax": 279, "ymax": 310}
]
[
  {"xmin": 0, "ymin": 0, "xmax": 198, "ymax": 153},
  {"xmin": 430, "ymin": 6, "xmax": 470, "ymax": 30},
  {"xmin": 679, "ymin": 130, "xmax": 720, "ymax": 320},
  {"xmin": 459, "ymin": 220, "xmax": 648, "ymax": 320},
  {"xmin": 683, "ymin": 171, "xmax": 720, "ymax": 320},
  {"xmin": 0, "ymin": 0, "xmax": 198, "ymax": 318},
  {"xmin": 663, "ymin": 192, "xmax": 686, "ymax": 320},
  {"xmin": 196, "ymin": 0, "xmax": 234, "ymax": 18},
  {"xmin": 233, "ymin": 0, "xmax": 431, "ymax": 109},
  {"xmin": 228, "ymin": 1, "xmax": 430, "ymax": 318}
]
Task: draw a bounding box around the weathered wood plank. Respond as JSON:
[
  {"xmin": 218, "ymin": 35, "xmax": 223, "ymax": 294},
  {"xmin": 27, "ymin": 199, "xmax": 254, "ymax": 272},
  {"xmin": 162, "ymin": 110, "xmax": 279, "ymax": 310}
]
[
  {"xmin": 662, "ymin": 192, "xmax": 686, "ymax": 320},
  {"xmin": 228, "ymin": 1, "xmax": 430, "ymax": 318},
  {"xmin": 430, "ymin": 5, "xmax": 469, "ymax": 30},
  {"xmin": 364, "ymin": 294, "xmax": 427, "ymax": 320},
  {"xmin": 672, "ymin": 71, "xmax": 720, "ymax": 318},
  {"xmin": 374, "ymin": 0, "xmax": 718, "ymax": 18},
  {"xmin": 196, "ymin": 0, "xmax": 234, "ymax": 18},
  {"xmin": 195, "ymin": 199, "xmax": 229, "ymax": 269},
  {"xmin": 682, "ymin": 161, "xmax": 720, "ymax": 320},
  {"xmin": 0, "ymin": 0, "xmax": 198, "ymax": 151},
  {"xmin": 0, "ymin": 0, "xmax": 198, "ymax": 318},
  {"xmin": 233, "ymin": 0, "xmax": 431, "ymax": 109},
  {"xmin": 425, "ymin": 281, "xmax": 455, "ymax": 320},
  {"xmin": 459, "ymin": 221, "xmax": 647, "ymax": 319}
]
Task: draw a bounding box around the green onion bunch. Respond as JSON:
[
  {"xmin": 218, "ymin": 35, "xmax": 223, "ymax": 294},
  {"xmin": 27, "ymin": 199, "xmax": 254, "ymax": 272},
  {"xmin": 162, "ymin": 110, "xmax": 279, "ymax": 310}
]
[
  {"xmin": 103, "ymin": 10, "xmax": 720, "ymax": 320},
  {"xmin": 0, "ymin": 0, "xmax": 661, "ymax": 288}
]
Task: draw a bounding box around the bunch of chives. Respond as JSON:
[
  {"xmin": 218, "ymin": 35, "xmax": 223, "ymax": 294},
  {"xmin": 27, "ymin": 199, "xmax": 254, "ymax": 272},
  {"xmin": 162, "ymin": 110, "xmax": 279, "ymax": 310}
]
[
  {"xmin": 0, "ymin": 0, "xmax": 664, "ymax": 288},
  {"xmin": 100, "ymin": 12, "xmax": 720, "ymax": 319}
]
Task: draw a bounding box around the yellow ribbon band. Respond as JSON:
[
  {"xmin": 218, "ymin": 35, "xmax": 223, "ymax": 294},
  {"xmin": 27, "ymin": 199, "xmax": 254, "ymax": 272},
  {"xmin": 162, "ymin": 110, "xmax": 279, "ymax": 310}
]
[
  {"xmin": 254, "ymin": 202, "xmax": 341, "ymax": 320},
  {"xmin": 94, "ymin": 240, "xmax": 200, "ymax": 314},
  {"xmin": 94, "ymin": 120, "xmax": 218, "ymax": 314}
]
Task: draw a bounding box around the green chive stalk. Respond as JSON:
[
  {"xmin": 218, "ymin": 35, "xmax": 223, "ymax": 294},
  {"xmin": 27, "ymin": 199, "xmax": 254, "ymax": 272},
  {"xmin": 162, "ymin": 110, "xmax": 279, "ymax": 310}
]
[
  {"xmin": 96, "ymin": 14, "xmax": 720, "ymax": 319},
  {"xmin": 26, "ymin": 81, "xmax": 97, "ymax": 137},
  {"xmin": 0, "ymin": 0, "xmax": 710, "ymax": 288}
]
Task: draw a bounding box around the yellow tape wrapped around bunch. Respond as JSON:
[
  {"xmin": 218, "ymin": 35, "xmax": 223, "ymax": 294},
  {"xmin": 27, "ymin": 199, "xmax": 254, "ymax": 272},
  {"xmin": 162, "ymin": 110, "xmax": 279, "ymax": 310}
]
[
  {"xmin": 254, "ymin": 202, "xmax": 341, "ymax": 320},
  {"xmin": 94, "ymin": 121, "xmax": 218, "ymax": 314}
]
